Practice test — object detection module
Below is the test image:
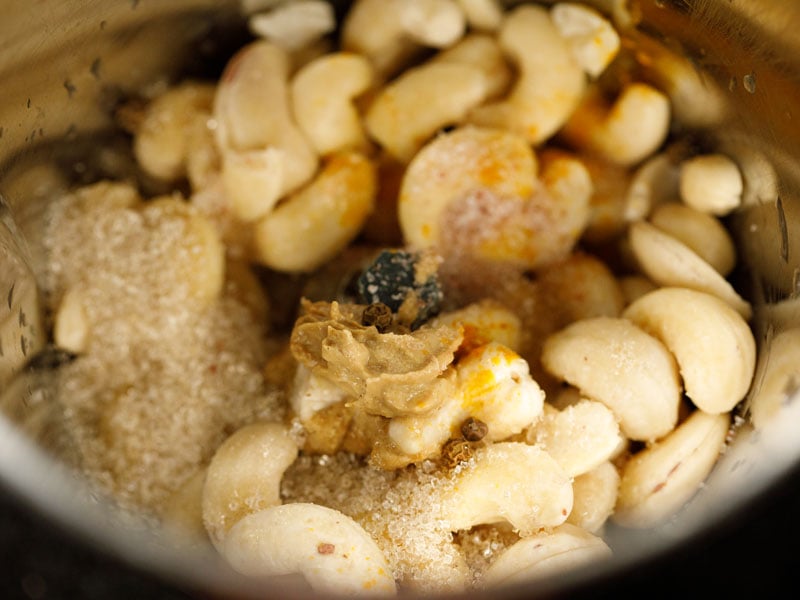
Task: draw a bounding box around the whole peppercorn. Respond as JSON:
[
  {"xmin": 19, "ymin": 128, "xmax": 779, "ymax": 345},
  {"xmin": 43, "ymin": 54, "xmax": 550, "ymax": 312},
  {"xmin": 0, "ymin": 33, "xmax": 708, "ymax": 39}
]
[
  {"xmin": 440, "ymin": 438, "xmax": 474, "ymax": 469},
  {"xmin": 460, "ymin": 417, "xmax": 489, "ymax": 442},
  {"xmin": 362, "ymin": 302, "xmax": 393, "ymax": 332}
]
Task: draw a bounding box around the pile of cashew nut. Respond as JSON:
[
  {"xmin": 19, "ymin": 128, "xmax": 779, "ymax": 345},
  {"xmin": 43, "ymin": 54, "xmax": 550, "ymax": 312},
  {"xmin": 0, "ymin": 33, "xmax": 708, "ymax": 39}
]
[{"xmin": 44, "ymin": 0, "xmax": 773, "ymax": 596}]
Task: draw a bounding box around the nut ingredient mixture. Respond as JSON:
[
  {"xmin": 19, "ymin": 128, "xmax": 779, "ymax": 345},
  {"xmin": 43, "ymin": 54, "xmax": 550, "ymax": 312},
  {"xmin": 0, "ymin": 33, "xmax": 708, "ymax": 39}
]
[{"xmin": 38, "ymin": 0, "xmax": 758, "ymax": 595}]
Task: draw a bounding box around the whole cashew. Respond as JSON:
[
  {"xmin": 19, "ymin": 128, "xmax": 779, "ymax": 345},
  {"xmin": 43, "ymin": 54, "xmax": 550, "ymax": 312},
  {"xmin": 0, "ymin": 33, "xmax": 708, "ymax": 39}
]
[
  {"xmin": 567, "ymin": 461, "xmax": 620, "ymax": 533},
  {"xmin": 469, "ymin": 4, "xmax": 586, "ymax": 145},
  {"xmin": 527, "ymin": 400, "xmax": 623, "ymax": 478},
  {"xmin": 222, "ymin": 503, "xmax": 397, "ymax": 596},
  {"xmin": 342, "ymin": 0, "xmax": 466, "ymax": 79},
  {"xmin": 398, "ymin": 125, "xmax": 538, "ymax": 251},
  {"xmin": 679, "ymin": 153, "xmax": 743, "ymax": 217},
  {"xmin": 252, "ymin": 151, "xmax": 377, "ymax": 272},
  {"xmin": 623, "ymin": 152, "xmax": 681, "ymax": 222},
  {"xmin": 622, "ymin": 287, "xmax": 756, "ymax": 415},
  {"xmin": 541, "ymin": 316, "xmax": 682, "ymax": 442},
  {"xmin": 248, "ymin": 0, "xmax": 336, "ymax": 51},
  {"xmin": 214, "ymin": 40, "xmax": 318, "ymax": 221},
  {"xmin": 613, "ymin": 410, "xmax": 731, "ymax": 528},
  {"xmin": 627, "ymin": 220, "xmax": 752, "ymax": 319},
  {"xmin": 650, "ymin": 202, "xmax": 737, "ymax": 277},
  {"xmin": 202, "ymin": 422, "xmax": 299, "ymax": 547},
  {"xmin": 748, "ymin": 327, "xmax": 800, "ymax": 429},
  {"xmin": 365, "ymin": 61, "xmax": 489, "ymax": 162},
  {"xmin": 550, "ymin": 2, "xmax": 620, "ymax": 78},
  {"xmin": 483, "ymin": 523, "xmax": 611, "ymax": 587},
  {"xmin": 561, "ymin": 82, "xmax": 671, "ymax": 166},
  {"xmin": 133, "ymin": 82, "xmax": 216, "ymax": 182},
  {"xmin": 440, "ymin": 442, "xmax": 573, "ymax": 536},
  {"xmin": 291, "ymin": 51, "xmax": 375, "ymax": 155}
]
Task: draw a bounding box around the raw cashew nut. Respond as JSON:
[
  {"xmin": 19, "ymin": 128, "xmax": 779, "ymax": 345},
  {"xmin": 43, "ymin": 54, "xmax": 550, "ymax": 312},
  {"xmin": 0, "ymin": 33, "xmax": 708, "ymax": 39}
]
[
  {"xmin": 441, "ymin": 442, "xmax": 573, "ymax": 536},
  {"xmin": 550, "ymin": 2, "xmax": 620, "ymax": 78},
  {"xmin": 527, "ymin": 400, "xmax": 623, "ymax": 478},
  {"xmin": 567, "ymin": 461, "xmax": 620, "ymax": 533},
  {"xmin": 202, "ymin": 422, "xmax": 299, "ymax": 547},
  {"xmin": 248, "ymin": 0, "xmax": 336, "ymax": 51},
  {"xmin": 341, "ymin": 0, "xmax": 465, "ymax": 79},
  {"xmin": 432, "ymin": 33, "xmax": 512, "ymax": 99},
  {"xmin": 536, "ymin": 251, "xmax": 625, "ymax": 322},
  {"xmin": 746, "ymin": 327, "xmax": 800, "ymax": 430},
  {"xmin": 214, "ymin": 41, "xmax": 318, "ymax": 221},
  {"xmin": 679, "ymin": 153, "xmax": 744, "ymax": 216},
  {"xmin": 627, "ymin": 220, "xmax": 752, "ymax": 319},
  {"xmin": 133, "ymin": 82, "xmax": 217, "ymax": 182},
  {"xmin": 613, "ymin": 410, "xmax": 731, "ymax": 528},
  {"xmin": 400, "ymin": 0, "xmax": 467, "ymax": 47},
  {"xmin": 649, "ymin": 202, "xmax": 737, "ymax": 277},
  {"xmin": 561, "ymin": 83, "xmax": 671, "ymax": 166},
  {"xmin": 364, "ymin": 61, "xmax": 489, "ymax": 162},
  {"xmin": 717, "ymin": 139, "xmax": 779, "ymax": 207},
  {"xmin": 680, "ymin": 154, "xmax": 744, "ymax": 217},
  {"xmin": 222, "ymin": 503, "xmax": 396, "ymax": 596},
  {"xmin": 399, "ymin": 126, "xmax": 592, "ymax": 270},
  {"xmin": 483, "ymin": 523, "xmax": 612, "ymax": 587},
  {"xmin": 387, "ymin": 342, "xmax": 544, "ymax": 462},
  {"xmin": 54, "ymin": 286, "xmax": 90, "ymax": 354},
  {"xmin": 623, "ymin": 152, "xmax": 681, "ymax": 222},
  {"xmin": 541, "ymin": 316, "xmax": 682, "ymax": 442},
  {"xmin": 398, "ymin": 125, "xmax": 538, "ymax": 249},
  {"xmin": 454, "ymin": 0, "xmax": 503, "ymax": 31},
  {"xmin": 624, "ymin": 287, "xmax": 755, "ymax": 414},
  {"xmin": 469, "ymin": 4, "xmax": 586, "ymax": 145},
  {"xmin": 252, "ymin": 151, "xmax": 377, "ymax": 272},
  {"xmin": 291, "ymin": 52, "xmax": 374, "ymax": 155}
]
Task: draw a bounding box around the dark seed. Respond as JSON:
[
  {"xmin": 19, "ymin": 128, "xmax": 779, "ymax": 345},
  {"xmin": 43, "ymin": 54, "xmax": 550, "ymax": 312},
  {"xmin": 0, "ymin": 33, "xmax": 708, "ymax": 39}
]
[
  {"xmin": 441, "ymin": 438, "xmax": 473, "ymax": 469},
  {"xmin": 461, "ymin": 417, "xmax": 488, "ymax": 442},
  {"xmin": 362, "ymin": 302, "xmax": 393, "ymax": 332}
]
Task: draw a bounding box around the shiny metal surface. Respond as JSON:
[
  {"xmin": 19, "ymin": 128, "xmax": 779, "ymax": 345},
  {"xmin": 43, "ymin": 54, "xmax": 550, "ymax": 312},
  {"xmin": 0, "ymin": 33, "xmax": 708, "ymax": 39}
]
[{"xmin": 1, "ymin": 1, "xmax": 800, "ymax": 597}]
